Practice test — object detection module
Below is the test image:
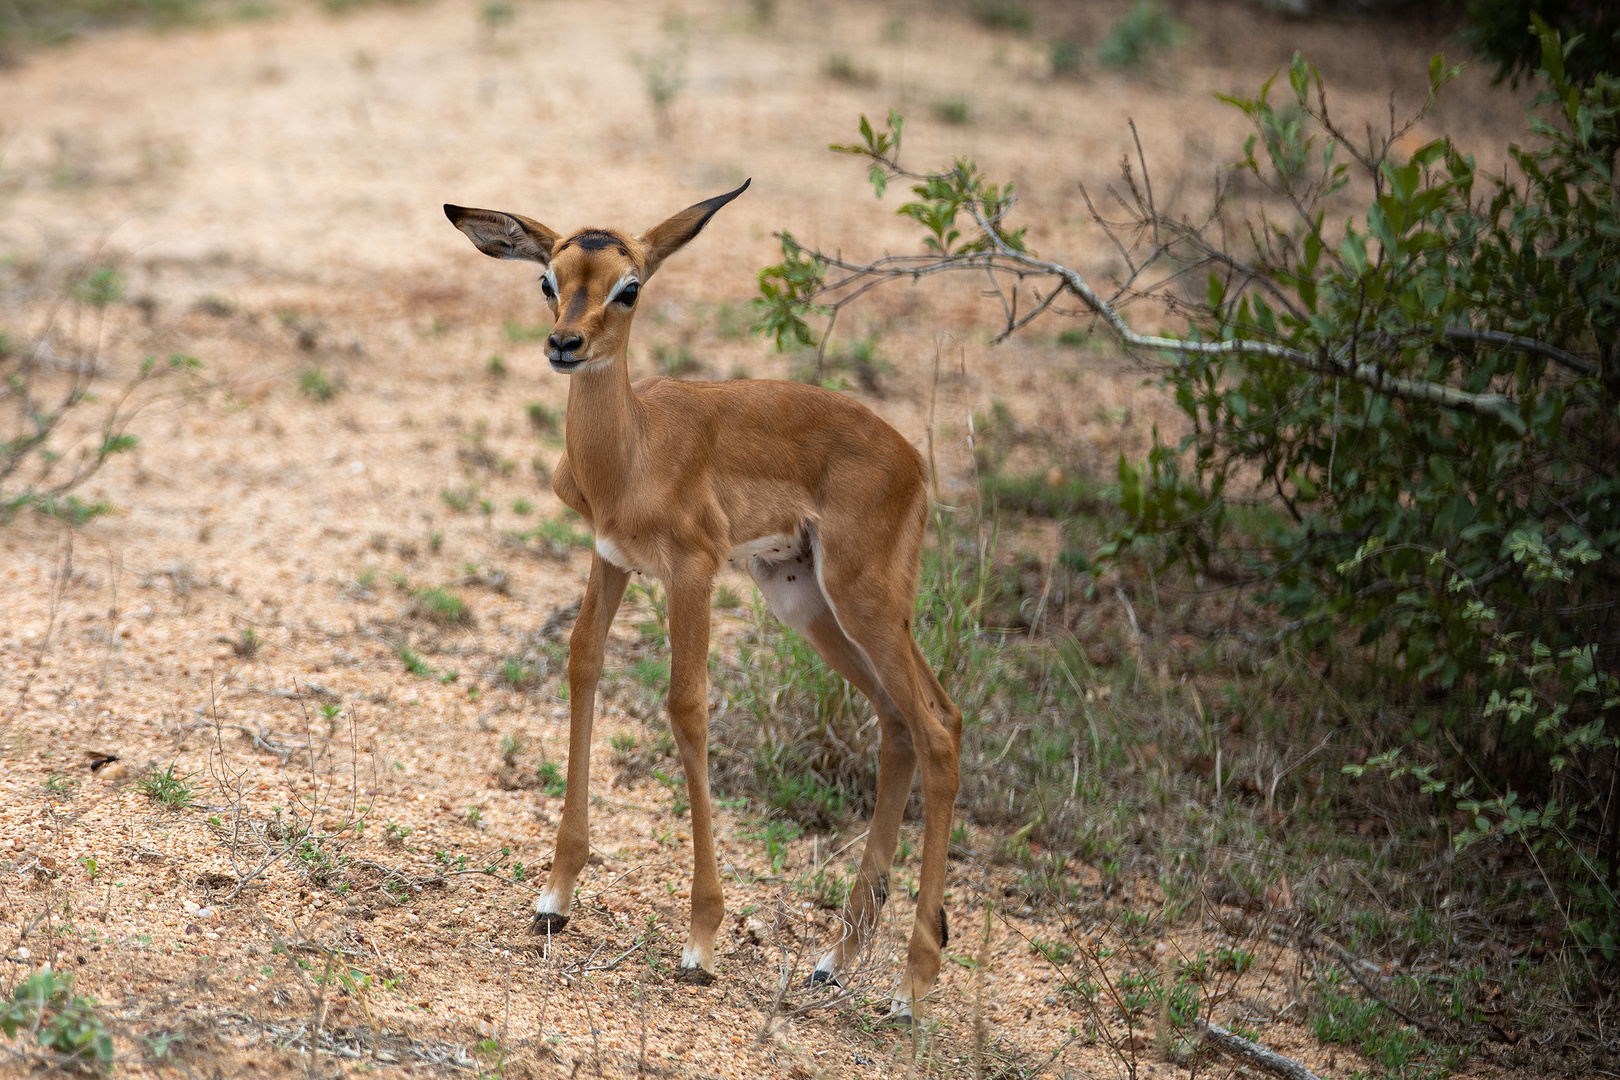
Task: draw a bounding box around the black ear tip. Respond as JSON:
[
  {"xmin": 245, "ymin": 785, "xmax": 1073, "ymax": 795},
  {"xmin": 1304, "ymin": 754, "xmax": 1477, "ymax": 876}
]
[{"xmin": 443, "ymin": 203, "xmax": 464, "ymax": 223}]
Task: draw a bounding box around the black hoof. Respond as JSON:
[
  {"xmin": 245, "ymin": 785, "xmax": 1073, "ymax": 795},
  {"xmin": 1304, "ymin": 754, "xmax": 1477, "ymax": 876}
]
[
  {"xmin": 676, "ymin": 966, "xmax": 716, "ymax": 986},
  {"xmin": 805, "ymin": 969, "xmax": 841, "ymax": 989},
  {"xmin": 883, "ymin": 1010, "xmax": 915, "ymax": 1027},
  {"xmin": 531, "ymin": 912, "xmax": 570, "ymax": 933}
]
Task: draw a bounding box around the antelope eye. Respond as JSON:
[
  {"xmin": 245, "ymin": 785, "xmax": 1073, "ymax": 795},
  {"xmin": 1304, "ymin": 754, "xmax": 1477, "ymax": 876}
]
[
  {"xmin": 540, "ymin": 277, "xmax": 556, "ymax": 300},
  {"xmin": 615, "ymin": 282, "xmax": 639, "ymax": 306}
]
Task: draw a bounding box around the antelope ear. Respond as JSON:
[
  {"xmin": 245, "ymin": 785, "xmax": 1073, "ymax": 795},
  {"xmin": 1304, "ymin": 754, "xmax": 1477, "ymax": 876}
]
[
  {"xmin": 444, "ymin": 204, "xmax": 559, "ymax": 264},
  {"xmin": 637, "ymin": 178, "xmax": 750, "ymax": 279}
]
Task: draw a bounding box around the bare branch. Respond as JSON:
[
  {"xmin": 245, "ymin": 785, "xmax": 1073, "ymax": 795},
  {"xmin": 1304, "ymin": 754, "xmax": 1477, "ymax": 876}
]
[
  {"xmin": 962, "ymin": 205, "xmax": 1529, "ymax": 433},
  {"xmin": 1443, "ymin": 327, "xmax": 1595, "ymax": 376}
]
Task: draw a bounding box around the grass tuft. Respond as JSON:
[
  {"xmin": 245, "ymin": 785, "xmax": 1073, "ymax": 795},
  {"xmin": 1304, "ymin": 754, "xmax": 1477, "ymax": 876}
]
[{"xmin": 138, "ymin": 762, "xmax": 198, "ymax": 810}]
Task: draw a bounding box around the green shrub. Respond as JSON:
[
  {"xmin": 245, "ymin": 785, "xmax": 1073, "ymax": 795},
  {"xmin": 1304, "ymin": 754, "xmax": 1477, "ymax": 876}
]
[
  {"xmin": 1050, "ymin": 38, "xmax": 1081, "ymax": 77},
  {"xmin": 968, "ymin": 1, "xmax": 1030, "ymax": 32},
  {"xmin": 756, "ymin": 33, "xmax": 1620, "ymax": 952},
  {"xmin": 1462, "ymin": 1, "xmax": 1619, "ymax": 87},
  {"xmin": 931, "ymin": 96, "xmax": 972, "ymax": 125},
  {"xmin": 1, "ymin": 970, "xmax": 113, "ymax": 1073},
  {"xmin": 297, "ymin": 367, "xmax": 341, "ymax": 401},
  {"xmin": 1097, "ymin": 1, "xmax": 1182, "ymax": 69}
]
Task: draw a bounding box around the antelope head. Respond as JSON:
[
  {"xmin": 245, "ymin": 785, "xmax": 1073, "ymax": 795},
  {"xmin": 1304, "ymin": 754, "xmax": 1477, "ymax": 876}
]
[{"xmin": 444, "ymin": 180, "xmax": 751, "ymax": 374}]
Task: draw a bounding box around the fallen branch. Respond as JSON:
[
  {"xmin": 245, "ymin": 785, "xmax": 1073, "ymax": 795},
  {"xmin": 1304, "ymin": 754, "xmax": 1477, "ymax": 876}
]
[
  {"xmin": 1315, "ymin": 934, "xmax": 1449, "ymax": 1036},
  {"xmin": 1197, "ymin": 1019, "xmax": 1322, "ymax": 1080}
]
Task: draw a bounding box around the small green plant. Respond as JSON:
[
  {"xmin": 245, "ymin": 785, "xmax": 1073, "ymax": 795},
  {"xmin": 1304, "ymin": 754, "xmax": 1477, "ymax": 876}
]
[
  {"xmin": 75, "ymin": 267, "xmax": 124, "ymax": 308},
  {"xmin": 511, "ymin": 497, "xmax": 534, "ymax": 515},
  {"xmin": 232, "ymin": 626, "xmax": 261, "ymax": 658},
  {"xmin": 652, "ymin": 342, "xmax": 701, "ymax": 377},
  {"xmin": 1030, "ymin": 937, "xmax": 1074, "ymax": 964},
  {"xmin": 652, "ymin": 768, "xmax": 690, "ymax": 818},
  {"xmin": 525, "ymin": 401, "xmax": 561, "ymax": 435},
  {"xmin": 765, "ymin": 772, "xmax": 849, "ymax": 830},
  {"xmin": 1, "ymin": 970, "xmax": 113, "ymax": 1073},
  {"xmin": 627, "ymin": 581, "xmax": 669, "ymax": 647},
  {"xmin": 798, "ymin": 866, "xmax": 849, "ymax": 910},
  {"xmin": 824, "ymin": 52, "xmax": 876, "ymax": 86},
  {"xmin": 486, "ymin": 354, "xmax": 508, "ymax": 378},
  {"xmin": 398, "ymin": 646, "xmax": 432, "ymax": 678},
  {"xmin": 440, "ymin": 486, "xmax": 474, "ymax": 513},
  {"xmin": 139, "ymin": 762, "xmax": 197, "ymax": 810},
  {"xmin": 968, "ymin": 0, "xmax": 1030, "ymax": 31},
  {"xmin": 410, "ymin": 586, "xmax": 471, "ymax": 625},
  {"xmin": 630, "ymin": 656, "xmax": 669, "ymax": 690},
  {"xmin": 4, "ymin": 350, "xmax": 200, "ymax": 526},
  {"xmin": 498, "ymin": 658, "xmax": 541, "ymax": 691},
  {"xmin": 1097, "ymin": 1, "xmax": 1183, "ymax": 68},
  {"xmin": 931, "ymin": 96, "xmax": 972, "ymax": 125},
  {"xmin": 504, "ymin": 517, "xmax": 591, "ymax": 558},
  {"xmin": 1050, "ymin": 38, "xmax": 1082, "ymax": 76},
  {"xmin": 504, "ymin": 320, "xmax": 547, "ymax": 342},
  {"xmin": 297, "ymin": 367, "xmax": 342, "ymax": 402},
  {"xmin": 536, "ymin": 761, "xmax": 566, "ymax": 797},
  {"xmin": 746, "ymin": 819, "xmax": 801, "ymax": 873},
  {"xmin": 632, "ymin": 38, "xmax": 687, "ymax": 131},
  {"xmin": 479, "ymin": 0, "xmax": 514, "ymax": 35},
  {"xmin": 465, "ymin": 805, "xmax": 484, "ymax": 828}
]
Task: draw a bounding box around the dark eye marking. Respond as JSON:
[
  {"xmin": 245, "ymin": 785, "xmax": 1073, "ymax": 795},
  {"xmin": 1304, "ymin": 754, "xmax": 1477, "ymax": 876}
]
[
  {"xmin": 540, "ymin": 277, "xmax": 556, "ymax": 299},
  {"xmin": 615, "ymin": 282, "xmax": 640, "ymax": 306},
  {"xmin": 560, "ymin": 229, "xmax": 630, "ymax": 256}
]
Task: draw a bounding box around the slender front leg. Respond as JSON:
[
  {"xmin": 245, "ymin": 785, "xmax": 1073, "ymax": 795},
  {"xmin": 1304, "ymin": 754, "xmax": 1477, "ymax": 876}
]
[
  {"xmin": 664, "ymin": 562, "xmax": 723, "ymax": 981},
  {"xmin": 534, "ymin": 553, "xmax": 629, "ymax": 931}
]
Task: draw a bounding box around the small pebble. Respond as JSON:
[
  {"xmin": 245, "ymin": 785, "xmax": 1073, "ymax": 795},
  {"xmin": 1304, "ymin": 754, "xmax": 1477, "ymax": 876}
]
[
  {"xmin": 182, "ymin": 900, "xmax": 200, "ymax": 914},
  {"xmin": 195, "ymin": 906, "xmax": 216, "ymax": 921},
  {"xmin": 15, "ymin": 947, "xmax": 28, "ymax": 960}
]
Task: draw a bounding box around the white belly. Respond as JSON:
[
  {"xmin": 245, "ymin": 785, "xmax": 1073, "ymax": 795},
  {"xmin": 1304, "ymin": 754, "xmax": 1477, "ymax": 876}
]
[
  {"xmin": 726, "ymin": 532, "xmax": 803, "ymax": 570},
  {"xmin": 594, "ymin": 536, "xmax": 659, "ymax": 577}
]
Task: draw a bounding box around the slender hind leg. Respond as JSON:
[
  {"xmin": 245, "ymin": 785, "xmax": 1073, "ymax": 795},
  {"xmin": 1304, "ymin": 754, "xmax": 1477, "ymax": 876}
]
[
  {"xmin": 796, "ymin": 609, "xmax": 916, "ymax": 985},
  {"xmin": 534, "ymin": 553, "xmax": 629, "ymax": 931},
  {"xmin": 751, "ymin": 532, "xmax": 958, "ymax": 1008},
  {"xmin": 807, "ymin": 559, "xmax": 960, "ymax": 1021}
]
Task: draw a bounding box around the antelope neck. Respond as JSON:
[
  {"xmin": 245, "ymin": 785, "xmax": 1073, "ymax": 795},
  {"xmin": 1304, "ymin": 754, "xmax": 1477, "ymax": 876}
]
[{"xmin": 563, "ymin": 352, "xmax": 644, "ymax": 502}]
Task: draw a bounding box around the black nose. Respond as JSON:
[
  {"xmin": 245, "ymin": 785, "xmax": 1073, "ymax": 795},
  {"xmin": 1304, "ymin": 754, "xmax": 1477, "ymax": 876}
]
[{"xmin": 548, "ymin": 332, "xmax": 583, "ymax": 354}]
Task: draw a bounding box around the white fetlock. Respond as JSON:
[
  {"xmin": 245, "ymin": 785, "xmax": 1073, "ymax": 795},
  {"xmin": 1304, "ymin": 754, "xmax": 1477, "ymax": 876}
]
[
  {"xmin": 887, "ymin": 994, "xmax": 915, "ymax": 1024},
  {"xmin": 534, "ymin": 887, "xmax": 566, "ymax": 918},
  {"xmin": 808, "ymin": 951, "xmax": 841, "ymax": 987},
  {"xmin": 678, "ymin": 941, "xmax": 717, "ymax": 984}
]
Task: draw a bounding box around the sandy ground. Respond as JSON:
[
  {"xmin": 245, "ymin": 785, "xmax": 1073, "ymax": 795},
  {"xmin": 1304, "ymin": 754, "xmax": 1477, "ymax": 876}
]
[{"xmin": 0, "ymin": 1, "xmax": 1532, "ymax": 1076}]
